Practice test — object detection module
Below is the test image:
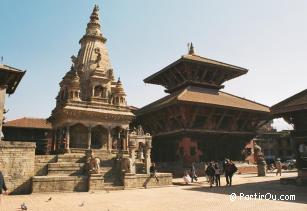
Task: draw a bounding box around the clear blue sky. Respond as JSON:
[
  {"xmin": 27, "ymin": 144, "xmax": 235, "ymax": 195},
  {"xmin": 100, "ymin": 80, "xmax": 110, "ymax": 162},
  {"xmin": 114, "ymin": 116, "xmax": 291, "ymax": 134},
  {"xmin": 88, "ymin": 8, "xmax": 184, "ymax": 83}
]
[{"xmin": 2, "ymin": 0, "xmax": 307, "ymax": 130}]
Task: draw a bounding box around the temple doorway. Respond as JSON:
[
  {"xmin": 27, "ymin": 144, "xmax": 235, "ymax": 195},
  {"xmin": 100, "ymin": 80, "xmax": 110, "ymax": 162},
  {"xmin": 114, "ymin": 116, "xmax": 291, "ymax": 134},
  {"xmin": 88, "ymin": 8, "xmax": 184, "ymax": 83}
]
[
  {"xmin": 91, "ymin": 125, "xmax": 108, "ymax": 149},
  {"xmin": 70, "ymin": 123, "xmax": 88, "ymax": 148}
]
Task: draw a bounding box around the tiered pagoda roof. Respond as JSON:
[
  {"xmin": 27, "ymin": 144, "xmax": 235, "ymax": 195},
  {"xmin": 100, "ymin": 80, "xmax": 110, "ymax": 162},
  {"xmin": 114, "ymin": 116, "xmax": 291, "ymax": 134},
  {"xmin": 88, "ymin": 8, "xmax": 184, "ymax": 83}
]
[
  {"xmin": 144, "ymin": 44, "xmax": 248, "ymax": 93},
  {"xmin": 139, "ymin": 44, "xmax": 269, "ymax": 115},
  {"xmin": 271, "ymin": 89, "xmax": 307, "ymax": 116},
  {"xmin": 137, "ymin": 86, "xmax": 269, "ymax": 116},
  {"xmin": 136, "ymin": 44, "xmax": 270, "ymax": 139}
]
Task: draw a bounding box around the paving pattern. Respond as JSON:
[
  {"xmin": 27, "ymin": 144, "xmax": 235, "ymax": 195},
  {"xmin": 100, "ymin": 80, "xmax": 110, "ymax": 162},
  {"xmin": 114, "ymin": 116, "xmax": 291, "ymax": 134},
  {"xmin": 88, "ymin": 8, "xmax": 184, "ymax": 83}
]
[{"xmin": 1, "ymin": 172, "xmax": 306, "ymax": 211}]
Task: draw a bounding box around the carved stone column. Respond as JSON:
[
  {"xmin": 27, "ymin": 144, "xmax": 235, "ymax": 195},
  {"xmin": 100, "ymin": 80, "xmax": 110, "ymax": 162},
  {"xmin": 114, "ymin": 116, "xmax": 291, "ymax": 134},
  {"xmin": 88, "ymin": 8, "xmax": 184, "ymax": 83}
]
[
  {"xmin": 0, "ymin": 85, "xmax": 7, "ymax": 137},
  {"xmin": 92, "ymin": 87, "xmax": 95, "ymax": 98},
  {"xmin": 145, "ymin": 137, "xmax": 152, "ymax": 174},
  {"xmin": 52, "ymin": 129, "xmax": 57, "ymax": 151},
  {"xmin": 66, "ymin": 125, "xmax": 70, "ymax": 152},
  {"xmin": 107, "ymin": 127, "xmax": 112, "ymax": 151},
  {"xmin": 129, "ymin": 138, "xmax": 137, "ymax": 175},
  {"xmin": 87, "ymin": 127, "xmax": 92, "ymax": 149},
  {"xmin": 125, "ymin": 128, "xmax": 129, "ymax": 151}
]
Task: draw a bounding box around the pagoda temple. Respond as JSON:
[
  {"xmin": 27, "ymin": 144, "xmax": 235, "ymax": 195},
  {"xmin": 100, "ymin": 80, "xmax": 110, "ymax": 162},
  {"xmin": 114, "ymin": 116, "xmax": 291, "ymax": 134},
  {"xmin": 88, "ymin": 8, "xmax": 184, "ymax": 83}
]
[
  {"xmin": 271, "ymin": 89, "xmax": 307, "ymax": 185},
  {"xmin": 49, "ymin": 5, "xmax": 134, "ymax": 153},
  {"xmin": 136, "ymin": 44, "xmax": 270, "ymax": 163}
]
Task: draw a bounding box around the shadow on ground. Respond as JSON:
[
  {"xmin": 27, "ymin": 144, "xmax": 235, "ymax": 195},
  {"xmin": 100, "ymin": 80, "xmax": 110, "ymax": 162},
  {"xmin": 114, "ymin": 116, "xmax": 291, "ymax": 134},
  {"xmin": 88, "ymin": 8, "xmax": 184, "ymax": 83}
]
[{"xmin": 178, "ymin": 178, "xmax": 307, "ymax": 204}]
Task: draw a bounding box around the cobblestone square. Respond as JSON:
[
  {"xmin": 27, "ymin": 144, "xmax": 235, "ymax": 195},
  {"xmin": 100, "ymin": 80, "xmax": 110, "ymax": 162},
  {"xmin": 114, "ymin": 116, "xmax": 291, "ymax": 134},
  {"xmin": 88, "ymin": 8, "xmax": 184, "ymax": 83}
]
[{"xmin": 1, "ymin": 172, "xmax": 306, "ymax": 211}]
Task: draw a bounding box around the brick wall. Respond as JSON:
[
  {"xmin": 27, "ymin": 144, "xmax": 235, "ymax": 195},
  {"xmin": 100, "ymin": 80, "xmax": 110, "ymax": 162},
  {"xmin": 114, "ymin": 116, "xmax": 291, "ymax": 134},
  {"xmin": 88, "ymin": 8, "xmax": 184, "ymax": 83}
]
[
  {"xmin": 32, "ymin": 176, "xmax": 88, "ymax": 193},
  {"xmin": 0, "ymin": 141, "xmax": 35, "ymax": 194}
]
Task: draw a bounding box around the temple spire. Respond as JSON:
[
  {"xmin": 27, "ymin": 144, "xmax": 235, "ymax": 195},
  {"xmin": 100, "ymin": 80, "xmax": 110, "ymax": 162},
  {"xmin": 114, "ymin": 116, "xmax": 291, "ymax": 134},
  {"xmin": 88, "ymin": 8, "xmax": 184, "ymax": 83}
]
[
  {"xmin": 83, "ymin": 4, "xmax": 106, "ymax": 42},
  {"xmin": 90, "ymin": 5, "xmax": 100, "ymax": 24},
  {"xmin": 188, "ymin": 42, "xmax": 195, "ymax": 55}
]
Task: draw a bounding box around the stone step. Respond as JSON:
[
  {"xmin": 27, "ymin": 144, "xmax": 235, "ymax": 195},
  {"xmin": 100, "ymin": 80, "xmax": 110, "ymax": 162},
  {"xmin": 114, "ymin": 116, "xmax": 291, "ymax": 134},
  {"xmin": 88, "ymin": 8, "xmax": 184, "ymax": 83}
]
[
  {"xmin": 57, "ymin": 154, "xmax": 86, "ymax": 163},
  {"xmin": 103, "ymin": 183, "xmax": 124, "ymax": 191},
  {"xmin": 32, "ymin": 175, "xmax": 88, "ymax": 193},
  {"xmin": 48, "ymin": 162, "xmax": 85, "ymax": 168},
  {"xmin": 69, "ymin": 149, "xmax": 87, "ymax": 154},
  {"xmin": 92, "ymin": 150, "xmax": 114, "ymax": 160},
  {"xmin": 48, "ymin": 163, "xmax": 85, "ymax": 176}
]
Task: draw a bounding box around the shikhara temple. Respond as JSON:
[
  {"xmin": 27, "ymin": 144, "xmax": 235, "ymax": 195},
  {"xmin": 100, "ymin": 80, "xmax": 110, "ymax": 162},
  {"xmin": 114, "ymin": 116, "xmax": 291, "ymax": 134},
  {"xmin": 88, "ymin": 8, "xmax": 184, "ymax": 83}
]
[
  {"xmin": 136, "ymin": 44, "xmax": 270, "ymax": 163},
  {"xmin": 48, "ymin": 5, "xmax": 134, "ymax": 153}
]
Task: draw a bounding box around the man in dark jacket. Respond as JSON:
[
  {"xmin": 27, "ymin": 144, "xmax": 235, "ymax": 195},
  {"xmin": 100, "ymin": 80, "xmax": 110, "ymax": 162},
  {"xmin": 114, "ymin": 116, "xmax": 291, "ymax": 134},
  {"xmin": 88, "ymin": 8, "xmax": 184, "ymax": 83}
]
[
  {"xmin": 205, "ymin": 162, "xmax": 215, "ymax": 188},
  {"xmin": 0, "ymin": 170, "xmax": 8, "ymax": 195},
  {"xmin": 225, "ymin": 160, "xmax": 237, "ymax": 186}
]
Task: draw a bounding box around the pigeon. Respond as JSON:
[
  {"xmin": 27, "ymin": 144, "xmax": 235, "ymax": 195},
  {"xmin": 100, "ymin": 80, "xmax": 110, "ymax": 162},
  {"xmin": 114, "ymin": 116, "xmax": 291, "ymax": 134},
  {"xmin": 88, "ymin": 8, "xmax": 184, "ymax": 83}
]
[
  {"xmin": 46, "ymin": 197, "xmax": 52, "ymax": 202},
  {"xmin": 79, "ymin": 201, "xmax": 85, "ymax": 207},
  {"xmin": 21, "ymin": 202, "xmax": 27, "ymax": 210}
]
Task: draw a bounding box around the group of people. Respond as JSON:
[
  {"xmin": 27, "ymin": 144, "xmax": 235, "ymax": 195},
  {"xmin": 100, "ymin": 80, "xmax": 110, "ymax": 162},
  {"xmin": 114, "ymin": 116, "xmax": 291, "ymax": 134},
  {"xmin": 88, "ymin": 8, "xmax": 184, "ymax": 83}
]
[{"xmin": 183, "ymin": 159, "xmax": 238, "ymax": 188}]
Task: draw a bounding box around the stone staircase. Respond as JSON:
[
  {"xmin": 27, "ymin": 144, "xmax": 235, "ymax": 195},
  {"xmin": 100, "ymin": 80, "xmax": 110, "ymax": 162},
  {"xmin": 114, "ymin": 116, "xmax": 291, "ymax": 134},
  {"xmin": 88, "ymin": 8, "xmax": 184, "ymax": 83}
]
[
  {"xmin": 48, "ymin": 163, "xmax": 85, "ymax": 176},
  {"xmin": 32, "ymin": 152, "xmax": 123, "ymax": 193},
  {"xmin": 57, "ymin": 153, "xmax": 86, "ymax": 163}
]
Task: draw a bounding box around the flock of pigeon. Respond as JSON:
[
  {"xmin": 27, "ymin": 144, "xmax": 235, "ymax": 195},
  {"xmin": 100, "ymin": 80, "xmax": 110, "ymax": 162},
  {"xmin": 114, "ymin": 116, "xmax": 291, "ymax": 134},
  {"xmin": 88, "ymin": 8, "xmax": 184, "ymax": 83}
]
[
  {"xmin": 18, "ymin": 190, "xmax": 112, "ymax": 210},
  {"xmin": 19, "ymin": 197, "xmax": 86, "ymax": 210}
]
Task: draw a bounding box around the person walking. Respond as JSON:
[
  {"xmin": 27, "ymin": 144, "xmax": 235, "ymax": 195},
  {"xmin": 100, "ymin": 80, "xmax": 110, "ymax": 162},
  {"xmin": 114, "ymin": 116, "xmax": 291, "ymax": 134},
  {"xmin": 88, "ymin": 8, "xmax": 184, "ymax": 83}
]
[
  {"xmin": 144, "ymin": 163, "xmax": 159, "ymax": 189},
  {"xmin": 225, "ymin": 159, "xmax": 237, "ymax": 186},
  {"xmin": 183, "ymin": 169, "xmax": 192, "ymax": 184},
  {"xmin": 149, "ymin": 163, "xmax": 159, "ymax": 182},
  {"xmin": 204, "ymin": 162, "xmax": 209, "ymax": 182},
  {"xmin": 0, "ymin": 167, "xmax": 8, "ymax": 204},
  {"xmin": 191, "ymin": 163, "xmax": 198, "ymax": 182},
  {"xmin": 205, "ymin": 162, "xmax": 215, "ymax": 188},
  {"xmin": 214, "ymin": 163, "xmax": 221, "ymax": 187},
  {"xmin": 275, "ymin": 158, "xmax": 282, "ymax": 176}
]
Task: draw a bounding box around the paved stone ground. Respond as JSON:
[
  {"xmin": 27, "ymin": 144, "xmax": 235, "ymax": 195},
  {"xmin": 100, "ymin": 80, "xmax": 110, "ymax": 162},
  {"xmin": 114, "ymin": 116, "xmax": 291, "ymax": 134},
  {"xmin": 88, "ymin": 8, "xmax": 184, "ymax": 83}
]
[{"xmin": 1, "ymin": 172, "xmax": 306, "ymax": 211}]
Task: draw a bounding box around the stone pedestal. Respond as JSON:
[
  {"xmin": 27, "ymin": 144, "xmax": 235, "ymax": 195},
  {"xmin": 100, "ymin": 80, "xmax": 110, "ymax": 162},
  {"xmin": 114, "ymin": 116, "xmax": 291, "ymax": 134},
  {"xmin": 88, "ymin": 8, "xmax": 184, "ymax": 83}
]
[
  {"xmin": 88, "ymin": 173, "xmax": 104, "ymax": 190},
  {"xmin": 257, "ymin": 161, "xmax": 266, "ymax": 176},
  {"xmin": 296, "ymin": 168, "xmax": 307, "ymax": 186},
  {"xmin": 129, "ymin": 139, "xmax": 137, "ymax": 175}
]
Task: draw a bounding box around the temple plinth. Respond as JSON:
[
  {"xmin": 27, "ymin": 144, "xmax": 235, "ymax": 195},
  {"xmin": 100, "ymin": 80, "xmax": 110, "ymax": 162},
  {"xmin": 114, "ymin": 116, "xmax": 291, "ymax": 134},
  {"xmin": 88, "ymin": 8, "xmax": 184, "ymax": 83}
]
[
  {"xmin": 136, "ymin": 44, "xmax": 270, "ymax": 163},
  {"xmin": 48, "ymin": 5, "xmax": 134, "ymax": 153}
]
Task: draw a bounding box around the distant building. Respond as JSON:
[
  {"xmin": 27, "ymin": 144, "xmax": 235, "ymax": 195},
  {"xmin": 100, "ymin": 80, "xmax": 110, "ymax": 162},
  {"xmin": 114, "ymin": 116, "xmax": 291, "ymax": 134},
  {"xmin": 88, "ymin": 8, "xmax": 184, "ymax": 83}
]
[
  {"xmin": 244, "ymin": 121, "xmax": 295, "ymax": 163},
  {"xmin": 254, "ymin": 131, "xmax": 295, "ymax": 161},
  {"xmin": 3, "ymin": 117, "xmax": 52, "ymax": 154}
]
